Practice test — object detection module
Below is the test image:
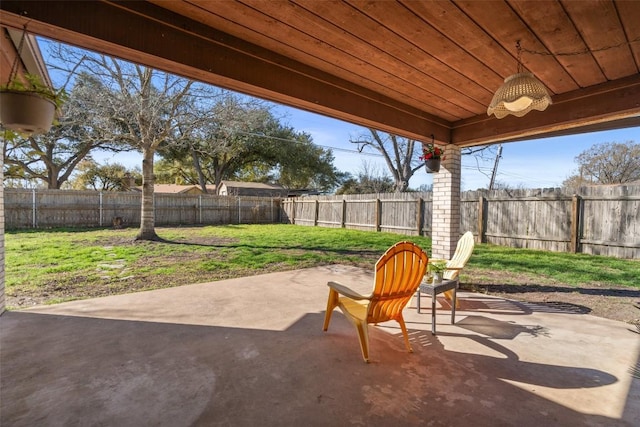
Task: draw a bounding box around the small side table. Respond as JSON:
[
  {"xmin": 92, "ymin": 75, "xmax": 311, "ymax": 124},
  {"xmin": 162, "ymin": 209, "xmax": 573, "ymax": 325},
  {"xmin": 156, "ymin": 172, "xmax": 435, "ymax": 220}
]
[{"xmin": 416, "ymin": 279, "xmax": 458, "ymax": 335}]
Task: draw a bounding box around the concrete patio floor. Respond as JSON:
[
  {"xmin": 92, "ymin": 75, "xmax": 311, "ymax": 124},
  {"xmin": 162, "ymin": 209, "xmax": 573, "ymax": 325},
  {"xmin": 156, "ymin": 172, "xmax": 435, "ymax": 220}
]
[{"xmin": 1, "ymin": 265, "xmax": 639, "ymax": 426}]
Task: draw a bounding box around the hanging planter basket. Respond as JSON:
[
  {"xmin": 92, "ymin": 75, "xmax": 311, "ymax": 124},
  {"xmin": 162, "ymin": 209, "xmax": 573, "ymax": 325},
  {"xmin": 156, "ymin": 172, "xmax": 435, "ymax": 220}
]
[
  {"xmin": 0, "ymin": 90, "xmax": 56, "ymax": 135},
  {"xmin": 424, "ymin": 158, "xmax": 441, "ymax": 173}
]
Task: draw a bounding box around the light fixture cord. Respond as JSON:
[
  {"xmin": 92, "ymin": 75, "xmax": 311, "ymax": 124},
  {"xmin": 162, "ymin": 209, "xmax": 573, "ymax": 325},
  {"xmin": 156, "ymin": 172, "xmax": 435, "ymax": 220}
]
[{"xmin": 516, "ymin": 40, "xmax": 523, "ymax": 73}]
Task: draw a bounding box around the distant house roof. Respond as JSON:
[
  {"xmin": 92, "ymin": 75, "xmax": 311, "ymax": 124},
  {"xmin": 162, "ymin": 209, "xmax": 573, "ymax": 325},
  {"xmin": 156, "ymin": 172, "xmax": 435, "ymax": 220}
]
[
  {"xmin": 217, "ymin": 181, "xmax": 288, "ymax": 197},
  {"xmin": 131, "ymin": 184, "xmax": 204, "ymax": 194},
  {"xmin": 128, "ymin": 184, "xmax": 220, "ymax": 194}
]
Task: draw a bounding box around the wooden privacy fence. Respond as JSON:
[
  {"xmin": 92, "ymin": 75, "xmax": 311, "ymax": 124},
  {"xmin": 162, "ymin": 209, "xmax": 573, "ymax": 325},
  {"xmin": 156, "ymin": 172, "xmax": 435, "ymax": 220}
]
[
  {"xmin": 4, "ymin": 186, "xmax": 639, "ymax": 258},
  {"xmin": 282, "ymin": 192, "xmax": 433, "ymax": 235},
  {"xmin": 281, "ymin": 186, "xmax": 640, "ymax": 259},
  {"xmin": 4, "ymin": 189, "xmax": 281, "ymax": 229}
]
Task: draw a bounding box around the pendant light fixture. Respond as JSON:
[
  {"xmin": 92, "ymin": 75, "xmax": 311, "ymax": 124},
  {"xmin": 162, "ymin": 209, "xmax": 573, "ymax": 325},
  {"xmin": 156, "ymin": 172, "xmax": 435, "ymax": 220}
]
[{"xmin": 487, "ymin": 41, "xmax": 552, "ymax": 119}]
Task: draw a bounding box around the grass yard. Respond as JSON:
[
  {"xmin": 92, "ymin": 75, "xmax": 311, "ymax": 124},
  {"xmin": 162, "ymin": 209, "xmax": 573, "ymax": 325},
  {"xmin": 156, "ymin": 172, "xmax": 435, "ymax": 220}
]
[{"xmin": 5, "ymin": 224, "xmax": 640, "ymax": 322}]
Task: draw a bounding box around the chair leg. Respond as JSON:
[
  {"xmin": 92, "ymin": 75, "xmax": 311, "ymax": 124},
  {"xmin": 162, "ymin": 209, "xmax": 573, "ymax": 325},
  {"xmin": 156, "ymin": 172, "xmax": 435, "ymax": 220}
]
[
  {"xmin": 323, "ymin": 288, "xmax": 339, "ymax": 331},
  {"xmin": 451, "ymin": 288, "xmax": 457, "ymax": 325},
  {"xmin": 397, "ymin": 316, "xmax": 413, "ymax": 353},
  {"xmin": 354, "ymin": 320, "xmax": 370, "ymax": 363},
  {"xmin": 431, "ymin": 294, "xmax": 437, "ymax": 335}
]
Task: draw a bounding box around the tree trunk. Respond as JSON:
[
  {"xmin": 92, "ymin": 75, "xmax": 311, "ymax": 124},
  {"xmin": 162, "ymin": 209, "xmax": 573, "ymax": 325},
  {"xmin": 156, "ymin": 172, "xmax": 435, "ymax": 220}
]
[
  {"xmin": 46, "ymin": 164, "xmax": 60, "ymax": 189},
  {"xmin": 191, "ymin": 149, "xmax": 208, "ymax": 194},
  {"xmin": 135, "ymin": 147, "xmax": 159, "ymax": 241},
  {"xmin": 394, "ymin": 179, "xmax": 408, "ymax": 192},
  {"xmin": 213, "ymin": 159, "xmax": 225, "ymax": 191}
]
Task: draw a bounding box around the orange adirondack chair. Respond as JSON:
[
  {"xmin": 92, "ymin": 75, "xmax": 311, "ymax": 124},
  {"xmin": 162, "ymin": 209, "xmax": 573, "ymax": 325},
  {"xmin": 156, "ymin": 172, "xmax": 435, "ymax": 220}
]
[{"xmin": 322, "ymin": 241, "xmax": 429, "ymax": 362}]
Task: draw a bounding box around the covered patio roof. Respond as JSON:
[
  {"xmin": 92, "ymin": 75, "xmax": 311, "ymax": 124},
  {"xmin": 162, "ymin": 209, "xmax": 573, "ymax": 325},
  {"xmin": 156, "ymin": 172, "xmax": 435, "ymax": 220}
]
[{"xmin": 1, "ymin": 0, "xmax": 639, "ymax": 146}]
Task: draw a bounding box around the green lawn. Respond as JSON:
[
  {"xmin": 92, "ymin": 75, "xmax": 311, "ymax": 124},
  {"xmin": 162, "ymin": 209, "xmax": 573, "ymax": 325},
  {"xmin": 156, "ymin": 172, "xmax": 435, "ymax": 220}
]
[{"xmin": 4, "ymin": 224, "xmax": 639, "ymax": 307}]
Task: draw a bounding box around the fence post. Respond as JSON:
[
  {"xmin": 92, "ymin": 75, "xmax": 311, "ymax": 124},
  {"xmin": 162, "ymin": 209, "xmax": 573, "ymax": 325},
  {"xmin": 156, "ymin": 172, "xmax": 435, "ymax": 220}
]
[
  {"xmin": 478, "ymin": 196, "xmax": 486, "ymax": 243},
  {"xmin": 238, "ymin": 197, "xmax": 241, "ymax": 224},
  {"xmin": 341, "ymin": 199, "xmax": 346, "ymax": 228},
  {"xmin": 32, "ymin": 189, "xmax": 36, "ymax": 228},
  {"xmin": 314, "ymin": 200, "xmax": 319, "ymax": 226},
  {"xmin": 99, "ymin": 192, "xmax": 103, "ymax": 227},
  {"xmin": 570, "ymin": 195, "xmax": 582, "ymax": 253},
  {"xmin": 291, "ymin": 199, "xmax": 295, "ymax": 224},
  {"xmin": 416, "ymin": 198, "xmax": 423, "ymax": 235},
  {"xmin": 376, "ymin": 199, "xmax": 382, "ymax": 232}
]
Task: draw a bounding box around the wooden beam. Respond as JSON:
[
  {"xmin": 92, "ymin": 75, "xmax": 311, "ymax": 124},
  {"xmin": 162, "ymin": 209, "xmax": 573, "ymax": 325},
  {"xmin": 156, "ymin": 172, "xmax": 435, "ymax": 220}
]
[
  {"xmin": 0, "ymin": 0, "xmax": 451, "ymax": 142},
  {"xmin": 451, "ymin": 74, "xmax": 640, "ymax": 146},
  {"xmin": 486, "ymin": 116, "xmax": 640, "ymax": 144}
]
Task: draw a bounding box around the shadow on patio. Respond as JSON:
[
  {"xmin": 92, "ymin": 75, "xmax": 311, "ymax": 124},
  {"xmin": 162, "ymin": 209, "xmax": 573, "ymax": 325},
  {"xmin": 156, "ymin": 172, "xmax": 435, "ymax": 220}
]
[{"xmin": 1, "ymin": 265, "xmax": 638, "ymax": 426}]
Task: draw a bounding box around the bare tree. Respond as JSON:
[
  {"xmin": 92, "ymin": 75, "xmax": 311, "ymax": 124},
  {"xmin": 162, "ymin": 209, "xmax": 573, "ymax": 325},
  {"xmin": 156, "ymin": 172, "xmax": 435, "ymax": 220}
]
[
  {"xmin": 350, "ymin": 129, "xmax": 420, "ymax": 192},
  {"xmin": 564, "ymin": 141, "xmax": 640, "ymax": 187},
  {"xmin": 351, "ymin": 129, "xmax": 496, "ymax": 192},
  {"xmin": 47, "ymin": 43, "xmax": 206, "ymax": 240}
]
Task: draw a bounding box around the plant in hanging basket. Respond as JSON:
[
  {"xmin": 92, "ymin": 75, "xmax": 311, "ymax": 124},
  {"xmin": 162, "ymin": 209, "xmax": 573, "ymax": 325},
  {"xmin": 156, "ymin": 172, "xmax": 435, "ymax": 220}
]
[
  {"xmin": 420, "ymin": 142, "xmax": 445, "ymax": 173},
  {"xmin": 0, "ymin": 74, "xmax": 67, "ymax": 135}
]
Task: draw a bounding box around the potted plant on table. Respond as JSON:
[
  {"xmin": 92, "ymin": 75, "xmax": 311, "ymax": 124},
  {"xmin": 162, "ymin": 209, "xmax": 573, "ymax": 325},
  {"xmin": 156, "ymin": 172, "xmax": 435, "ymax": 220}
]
[
  {"xmin": 428, "ymin": 259, "xmax": 448, "ymax": 284},
  {"xmin": 0, "ymin": 73, "xmax": 66, "ymax": 136}
]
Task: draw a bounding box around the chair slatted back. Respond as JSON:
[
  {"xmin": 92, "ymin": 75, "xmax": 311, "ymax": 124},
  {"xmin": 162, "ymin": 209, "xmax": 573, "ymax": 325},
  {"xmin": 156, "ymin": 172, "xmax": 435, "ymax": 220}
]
[
  {"xmin": 369, "ymin": 241, "xmax": 428, "ymax": 323},
  {"xmin": 443, "ymin": 231, "xmax": 475, "ymax": 280}
]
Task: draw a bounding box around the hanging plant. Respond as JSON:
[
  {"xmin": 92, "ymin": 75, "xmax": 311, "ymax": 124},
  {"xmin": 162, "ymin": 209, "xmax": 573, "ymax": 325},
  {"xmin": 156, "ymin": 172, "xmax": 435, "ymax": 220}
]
[
  {"xmin": 0, "ymin": 74, "xmax": 67, "ymax": 135},
  {"xmin": 1, "ymin": 74, "xmax": 66, "ymax": 108},
  {"xmin": 0, "ymin": 28, "xmax": 67, "ymax": 135},
  {"xmin": 420, "ymin": 135, "xmax": 445, "ymax": 173}
]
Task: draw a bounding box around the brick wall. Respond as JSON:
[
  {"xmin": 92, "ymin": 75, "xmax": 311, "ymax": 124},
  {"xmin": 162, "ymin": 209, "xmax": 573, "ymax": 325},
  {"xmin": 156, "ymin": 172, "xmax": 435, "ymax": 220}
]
[
  {"xmin": 431, "ymin": 145, "xmax": 461, "ymax": 259},
  {"xmin": 0, "ymin": 154, "xmax": 4, "ymax": 314}
]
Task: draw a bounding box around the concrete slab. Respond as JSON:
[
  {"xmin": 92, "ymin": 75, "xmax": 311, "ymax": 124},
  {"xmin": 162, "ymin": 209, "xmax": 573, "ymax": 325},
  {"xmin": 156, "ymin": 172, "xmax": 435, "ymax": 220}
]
[{"xmin": 1, "ymin": 265, "xmax": 639, "ymax": 426}]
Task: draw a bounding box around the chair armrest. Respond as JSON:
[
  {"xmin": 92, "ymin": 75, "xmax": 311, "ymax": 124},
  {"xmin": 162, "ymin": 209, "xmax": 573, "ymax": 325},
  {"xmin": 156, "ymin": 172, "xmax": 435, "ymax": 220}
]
[
  {"xmin": 327, "ymin": 281, "xmax": 371, "ymax": 300},
  {"xmin": 445, "ymin": 266, "xmax": 463, "ymax": 271}
]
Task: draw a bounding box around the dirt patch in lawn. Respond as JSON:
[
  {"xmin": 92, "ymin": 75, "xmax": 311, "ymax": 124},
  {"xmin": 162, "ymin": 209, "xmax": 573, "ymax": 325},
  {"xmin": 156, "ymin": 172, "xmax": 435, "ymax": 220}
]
[
  {"xmin": 6, "ymin": 257, "xmax": 640, "ymax": 326},
  {"xmin": 461, "ymin": 269, "xmax": 640, "ymax": 325}
]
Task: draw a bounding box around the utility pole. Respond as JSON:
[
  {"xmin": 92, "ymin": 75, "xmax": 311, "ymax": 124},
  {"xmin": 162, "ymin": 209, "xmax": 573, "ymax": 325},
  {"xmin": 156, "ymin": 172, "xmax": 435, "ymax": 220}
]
[{"xmin": 489, "ymin": 145, "xmax": 503, "ymax": 190}]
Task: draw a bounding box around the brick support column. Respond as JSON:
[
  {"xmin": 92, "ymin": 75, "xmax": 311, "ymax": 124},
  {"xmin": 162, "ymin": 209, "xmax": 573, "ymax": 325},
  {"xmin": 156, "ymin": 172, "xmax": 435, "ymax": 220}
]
[
  {"xmin": 431, "ymin": 144, "xmax": 461, "ymax": 259},
  {"xmin": 0, "ymin": 150, "xmax": 4, "ymax": 314}
]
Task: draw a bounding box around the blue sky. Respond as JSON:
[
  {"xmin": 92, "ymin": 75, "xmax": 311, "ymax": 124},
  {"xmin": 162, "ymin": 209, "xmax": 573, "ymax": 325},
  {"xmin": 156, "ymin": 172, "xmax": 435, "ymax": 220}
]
[{"xmin": 99, "ymin": 103, "xmax": 639, "ymax": 191}]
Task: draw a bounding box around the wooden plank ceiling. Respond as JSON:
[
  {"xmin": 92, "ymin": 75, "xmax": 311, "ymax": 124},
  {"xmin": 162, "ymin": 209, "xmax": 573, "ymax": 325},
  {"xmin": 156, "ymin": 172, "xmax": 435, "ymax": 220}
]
[{"xmin": 1, "ymin": 0, "xmax": 639, "ymax": 147}]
